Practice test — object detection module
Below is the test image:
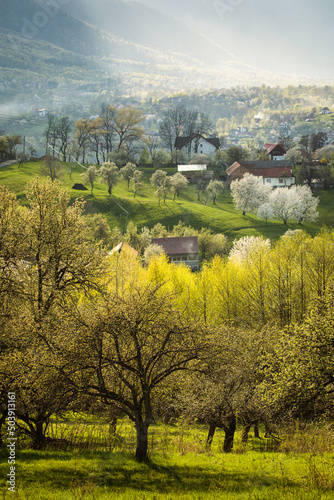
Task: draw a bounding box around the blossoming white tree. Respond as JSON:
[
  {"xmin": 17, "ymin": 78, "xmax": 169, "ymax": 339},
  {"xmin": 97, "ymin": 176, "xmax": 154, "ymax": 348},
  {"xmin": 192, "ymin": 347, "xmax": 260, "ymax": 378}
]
[
  {"xmin": 230, "ymin": 173, "xmax": 272, "ymax": 215},
  {"xmin": 268, "ymin": 185, "xmax": 319, "ymax": 225}
]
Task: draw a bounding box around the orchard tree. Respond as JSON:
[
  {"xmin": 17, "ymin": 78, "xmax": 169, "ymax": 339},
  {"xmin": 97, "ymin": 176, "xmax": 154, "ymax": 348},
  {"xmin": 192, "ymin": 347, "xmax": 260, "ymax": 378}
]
[
  {"xmin": 267, "ymin": 185, "xmax": 319, "ymax": 225},
  {"xmin": 293, "ymin": 185, "xmax": 319, "ymax": 224},
  {"xmin": 268, "ymin": 187, "xmax": 295, "ymax": 225},
  {"xmin": 121, "ymin": 162, "xmax": 137, "ymax": 187},
  {"xmin": 40, "ymin": 156, "xmax": 62, "ymax": 182},
  {"xmin": 151, "ymin": 169, "xmax": 171, "ymax": 203},
  {"xmin": 81, "ymin": 165, "xmax": 99, "ymax": 195},
  {"xmin": 170, "ymin": 172, "xmax": 188, "ymax": 201},
  {"xmin": 206, "ymin": 180, "xmax": 225, "ymax": 205},
  {"xmin": 231, "ymin": 173, "xmax": 272, "ymax": 215},
  {"xmin": 194, "ymin": 171, "xmax": 208, "ymax": 202},
  {"xmin": 100, "ymin": 162, "xmax": 119, "ymax": 195},
  {"xmin": 0, "ymin": 178, "xmax": 105, "ymax": 448},
  {"xmin": 65, "ymin": 286, "xmax": 202, "ymax": 461},
  {"xmin": 21, "ymin": 177, "xmax": 104, "ymax": 320},
  {"xmin": 229, "ymin": 236, "xmax": 271, "ymax": 263},
  {"xmin": 285, "ymin": 148, "xmax": 303, "ymax": 167},
  {"xmin": 87, "ymin": 213, "xmax": 112, "ymax": 247},
  {"xmin": 17, "ymin": 152, "xmax": 29, "ymax": 168},
  {"xmin": 99, "ymin": 105, "xmax": 115, "ymax": 158},
  {"xmin": 131, "ymin": 170, "xmax": 143, "ymax": 198},
  {"xmin": 257, "ymin": 202, "xmax": 274, "ymax": 225},
  {"xmin": 177, "ymin": 326, "xmax": 266, "ymax": 452}
]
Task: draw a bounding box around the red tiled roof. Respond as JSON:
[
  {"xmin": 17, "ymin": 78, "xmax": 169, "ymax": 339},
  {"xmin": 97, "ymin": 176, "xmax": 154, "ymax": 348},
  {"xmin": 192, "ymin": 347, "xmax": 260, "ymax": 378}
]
[{"xmin": 264, "ymin": 143, "xmax": 286, "ymax": 154}]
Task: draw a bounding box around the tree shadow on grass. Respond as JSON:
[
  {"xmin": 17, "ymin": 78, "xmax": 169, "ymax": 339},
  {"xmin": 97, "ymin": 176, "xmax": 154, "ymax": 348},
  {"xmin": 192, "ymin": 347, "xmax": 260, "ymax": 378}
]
[{"xmin": 2, "ymin": 451, "xmax": 300, "ymax": 496}]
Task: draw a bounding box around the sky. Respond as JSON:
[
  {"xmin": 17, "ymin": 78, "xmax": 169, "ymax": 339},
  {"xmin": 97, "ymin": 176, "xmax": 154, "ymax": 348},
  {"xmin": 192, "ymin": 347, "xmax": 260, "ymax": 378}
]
[{"xmin": 135, "ymin": 0, "xmax": 334, "ymax": 80}]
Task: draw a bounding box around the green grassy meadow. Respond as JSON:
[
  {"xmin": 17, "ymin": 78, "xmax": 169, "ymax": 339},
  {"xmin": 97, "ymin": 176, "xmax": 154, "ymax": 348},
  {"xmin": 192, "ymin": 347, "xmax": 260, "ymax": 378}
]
[
  {"xmin": 1, "ymin": 418, "xmax": 334, "ymax": 499},
  {"xmin": 0, "ymin": 160, "xmax": 332, "ymax": 245}
]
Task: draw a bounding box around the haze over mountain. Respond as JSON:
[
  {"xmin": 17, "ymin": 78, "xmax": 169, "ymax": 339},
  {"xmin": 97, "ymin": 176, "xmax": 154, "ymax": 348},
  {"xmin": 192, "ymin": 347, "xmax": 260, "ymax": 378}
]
[
  {"xmin": 137, "ymin": 0, "xmax": 334, "ymax": 80},
  {"xmin": 0, "ymin": 0, "xmax": 333, "ymax": 100}
]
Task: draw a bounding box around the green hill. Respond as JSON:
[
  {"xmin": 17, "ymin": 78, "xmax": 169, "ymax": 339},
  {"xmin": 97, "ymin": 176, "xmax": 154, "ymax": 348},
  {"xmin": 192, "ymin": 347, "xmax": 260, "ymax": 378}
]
[{"xmin": 0, "ymin": 160, "xmax": 332, "ymax": 243}]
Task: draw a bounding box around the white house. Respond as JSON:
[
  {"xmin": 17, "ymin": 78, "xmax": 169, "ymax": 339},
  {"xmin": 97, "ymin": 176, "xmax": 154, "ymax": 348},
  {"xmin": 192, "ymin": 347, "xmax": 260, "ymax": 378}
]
[
  {"xmin": 175, "ymin": 134, "xmax": 220, "ymax": 156},
  {"xmin": 38, "ymin": 109, "xmax": 50, "ymax": 117}
]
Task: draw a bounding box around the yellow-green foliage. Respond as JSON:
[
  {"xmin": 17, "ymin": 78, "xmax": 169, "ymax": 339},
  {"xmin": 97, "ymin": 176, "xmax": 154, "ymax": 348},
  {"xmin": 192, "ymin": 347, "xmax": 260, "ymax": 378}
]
[{"xmin": 141, "ymin": 228, "xmax": 334, "ymax": 327}]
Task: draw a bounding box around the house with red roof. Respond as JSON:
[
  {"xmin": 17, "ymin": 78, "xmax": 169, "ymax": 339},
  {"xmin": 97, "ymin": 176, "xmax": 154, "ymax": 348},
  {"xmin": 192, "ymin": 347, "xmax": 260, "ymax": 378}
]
[
  {"xmin": 264, "ymin": 143, "xmax": 286, "ymax": 161},
  {"xmin": 226, "ymin": 160, "xmax": 295, "ymax": 187}
]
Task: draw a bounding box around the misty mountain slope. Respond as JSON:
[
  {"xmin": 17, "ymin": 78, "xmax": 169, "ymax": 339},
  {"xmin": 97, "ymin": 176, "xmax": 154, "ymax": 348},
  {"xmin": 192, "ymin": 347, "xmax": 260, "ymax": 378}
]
[
  {"xmin": 0, "ymin": 0, "xmax": 213, "ymax": 70},
  {"xmin": 63, "ymin": 0, "xmax": 240, "ymax": 67},
  {"xmin": 0, "ymin": 0, "xmax": 329, "ymax": 96}
]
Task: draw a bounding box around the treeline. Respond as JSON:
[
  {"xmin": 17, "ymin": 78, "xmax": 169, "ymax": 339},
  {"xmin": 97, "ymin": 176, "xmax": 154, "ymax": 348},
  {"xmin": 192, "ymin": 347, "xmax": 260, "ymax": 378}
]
[
  {"xmin": 0, "ymin": 134, "xmax": 21, "ymax": 162},
  {"xmin": 1, "ymin": 179, "xmax": 334, "ymax": 461}
]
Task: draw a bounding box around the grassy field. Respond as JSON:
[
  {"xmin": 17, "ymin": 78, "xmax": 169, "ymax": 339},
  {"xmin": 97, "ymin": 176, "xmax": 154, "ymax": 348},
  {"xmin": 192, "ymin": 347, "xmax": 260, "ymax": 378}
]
[
  {"xmin": 1, "ymin": 418, "xmax": 334, "ymax": 499},
  {"xmin": 0, "ymin": 160, "xmax": 332, "ymax": 245}
]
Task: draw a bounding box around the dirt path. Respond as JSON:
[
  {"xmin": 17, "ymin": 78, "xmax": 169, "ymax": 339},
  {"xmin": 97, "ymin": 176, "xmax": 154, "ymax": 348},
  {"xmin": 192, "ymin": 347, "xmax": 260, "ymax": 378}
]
[{"xmin": 0, "ymin": 160, "xmax": 17, "ymax": 168}]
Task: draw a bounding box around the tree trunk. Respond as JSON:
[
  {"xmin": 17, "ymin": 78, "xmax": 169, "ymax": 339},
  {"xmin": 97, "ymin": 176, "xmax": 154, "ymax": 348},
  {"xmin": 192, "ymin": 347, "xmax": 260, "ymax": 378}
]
[
  {"xmin": 135, "ymin": 419, "xmax": 149, "ymax": 461},
  {"xmin": 206, "ymin": 422, "xmax": 216, "ymax": 450},
  {"xmin": 32, "ymin": 418, "xmax": 48, "ymax": 450},
  {"xmin": 223, "ymin": 414, "xmax": 236, "ymax": 453},
  {"xmin": 0, "ymin": 412, "xmax": 6, "ymax": 448},
  {"xmin": 254, "ymin": 421, "xmax": 260, "ymax": 438},
  {"xmin": 109, "ymin": 416, "xmax": 117, "ymax": 437},
  {"xmin": 241, "ymin": 424, "xmax": 251, "ymax": 443}
]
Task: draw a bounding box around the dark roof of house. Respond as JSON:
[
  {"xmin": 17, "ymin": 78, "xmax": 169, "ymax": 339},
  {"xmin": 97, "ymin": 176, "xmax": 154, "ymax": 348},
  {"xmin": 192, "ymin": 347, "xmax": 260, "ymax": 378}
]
[
  {"xmin": 250, "ymin": 167, "xmax": 294, "ymax": 178},
  {"xmin": 174, "ymin": 134, "xmax": 220, "ymax": 150},
  {"xmin": 242, "ymin": 160, "xmax": 293, "ymax": 169},
  {"xmin": 152, "ymin": 236, "xmax": 199, "ymax": 255},
  {"xmin": 264, "ymin": 143, "xmax": 286, "ymax": 154}
]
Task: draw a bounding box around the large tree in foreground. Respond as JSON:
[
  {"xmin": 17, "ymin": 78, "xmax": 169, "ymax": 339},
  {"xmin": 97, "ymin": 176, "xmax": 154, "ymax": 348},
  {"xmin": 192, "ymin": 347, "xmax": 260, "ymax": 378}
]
[
  {"xmin": 66, "ymin": 286, "xmax": 202, "ymax": 461},
  {"xmin": 0, "ymin": 178, "xmax": 105, "ymax": 448}
]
